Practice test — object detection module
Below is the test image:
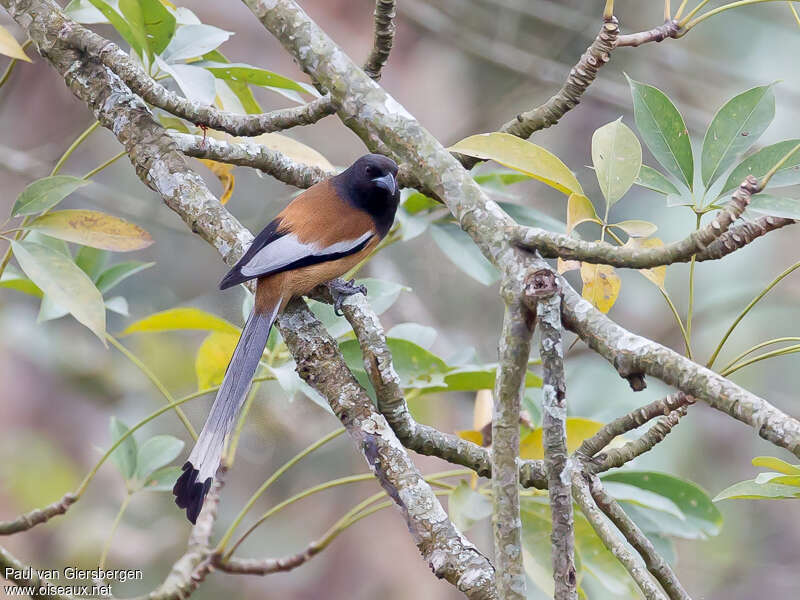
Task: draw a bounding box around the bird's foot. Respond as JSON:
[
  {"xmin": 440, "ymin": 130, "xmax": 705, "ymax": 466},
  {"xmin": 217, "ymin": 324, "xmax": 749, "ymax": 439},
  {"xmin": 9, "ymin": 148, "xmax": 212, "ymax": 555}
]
[{"xmin": 327, "ymin": 278, "xmax": 368, "ymax": 316}]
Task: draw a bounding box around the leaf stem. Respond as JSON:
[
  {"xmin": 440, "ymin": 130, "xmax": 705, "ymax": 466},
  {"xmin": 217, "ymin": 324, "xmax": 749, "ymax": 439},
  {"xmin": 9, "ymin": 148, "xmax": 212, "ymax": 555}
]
[
  {"xmin": 665, "ymin": 0, "xmax": 672, "ymax": 20},
  {"xmin": 682, "ymin": 0, "xmax": 798, "ymax": 29},
  {"xmin": 660, "ymin": 288, "xmax": 693, "ymax": 359},
  {"xmin": 603, "ymin": 0, "xmax": 615, "ymax": 19},
  {"xmin": 790, "ymin": 1, "xmax": 800, "ymax": 26},
  {"xmin": 686, "ymin": 213, "xmax": 701, "ymax": 345},
  {"xmin": 215, "ymin": 428, "xmax": 347, "ymax": 552},
  {"xmin": 52, "ymin": 121, "xmax": 100, "ymax": 176},
  {"xmin": 760, "ymin": 142, "xmax": 800, "ymax": 189},
  {"xmin": 106, "ymin": 333, "xmax": 198, "ymax": 440},
  {"xmin": 674, "ymin": 0, "xmax": 691, "ymax": 18},
  {"xmin": 707, "ymin": 260, "xmax": 800, "ymax": 368},
  {"xmin": 98, "ymin": 492, "xmax": 131, "ymax": 571},
  {"xmin": 720, "ymin": 337, "xmax": 800, "ymax": 374},
  {"xmin": 83, "ymin": 150, "xmax": 127, "ymax": 180},
  {"xmin": 721, "ymin": 343, "xmax": 800, "ymax": 376}
]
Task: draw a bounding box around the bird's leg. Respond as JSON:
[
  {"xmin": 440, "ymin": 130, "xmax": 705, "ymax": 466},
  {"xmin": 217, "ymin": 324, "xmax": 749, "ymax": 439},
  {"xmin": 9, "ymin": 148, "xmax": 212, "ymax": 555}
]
[{"xmin": 327, "ymin": 278, "xmax": 368, "ymax": 315}]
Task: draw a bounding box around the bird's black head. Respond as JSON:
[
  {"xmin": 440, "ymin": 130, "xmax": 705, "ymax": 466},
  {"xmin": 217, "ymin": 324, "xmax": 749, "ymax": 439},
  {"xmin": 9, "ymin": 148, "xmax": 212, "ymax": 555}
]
[{"xmin": 334, "ymin": 154, "xmax": 400, "ymax": 237}]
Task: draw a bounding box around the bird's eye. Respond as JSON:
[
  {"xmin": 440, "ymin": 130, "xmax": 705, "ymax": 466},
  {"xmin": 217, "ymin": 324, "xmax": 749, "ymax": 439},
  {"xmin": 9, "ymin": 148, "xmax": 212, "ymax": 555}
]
[{"xmin": 365, "ymin": 165, "xmax": 376, "ymax": 177}]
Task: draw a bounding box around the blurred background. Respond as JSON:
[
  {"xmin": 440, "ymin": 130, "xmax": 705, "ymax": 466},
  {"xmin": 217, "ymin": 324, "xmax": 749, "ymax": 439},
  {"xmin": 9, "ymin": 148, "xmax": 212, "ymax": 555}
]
[{"xmin": 1, "ymin": 1, "xmax": 800, "ymax": 598}]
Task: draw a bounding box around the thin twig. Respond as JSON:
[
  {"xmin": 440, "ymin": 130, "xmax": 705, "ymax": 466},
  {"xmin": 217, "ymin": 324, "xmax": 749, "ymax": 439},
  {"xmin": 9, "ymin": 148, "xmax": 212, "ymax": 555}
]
[{"xmin": 363, "ymin": 0, "xmax": 397, "ymax": 79}]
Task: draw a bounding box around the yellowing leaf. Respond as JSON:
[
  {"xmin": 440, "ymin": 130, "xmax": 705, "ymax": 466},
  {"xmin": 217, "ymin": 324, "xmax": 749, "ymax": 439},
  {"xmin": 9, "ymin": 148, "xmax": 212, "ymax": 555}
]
[
  {"xmin": 195, "ymin": 331, "xmax": 238, "ymax": 389},
  {"xmin": 519, "ymin": 418, "xmax": 605, "ymax": 459},
  {"xmin": 557, "ymin": 258, "xmax": 580, "ymax": 274},
  {"xmin": 25, "ymin": 210, "xmax": 154, "ymax": 252},
  {"xmin": 456, "ymin": 430, "xmax": 484, "ymax": 446},
  {"xmin": 752, "ymin": 456, "xmax": 800, "ymax": 476},
  {"xmin": 612, "ymin": 219, "xmax": 658, "ymax": 239},
  {"xmin": 122, "ymin": 307, "xmax": 240, "ymax": 336},
  {"xmin": 473, "ymin": 389, "xmax": 493, "ymax": 430},
  {"xmin": 199, "ymin": 159, "xmax": 235, "ymax": 204},
  {"xmin": 580, "ymin": 263, "xmax": 621, "ymax": 313},
  {"xmin": 627, "ymin": 237, "xmax": 666, "ymax": 289},
  {"xmin": 449, "ymin": 132, "xmax": 583, "ymax": 196},
  {"xmin": 251, "ymin": 132, "xmax": 334, "ymax": 171},
  {"xmin": 567, "ymin": 193, "xmax": 599, "ymax": 234},
  {"xmin": 0, "ymin": 25, "xmax": 31, "ymax": 62}
]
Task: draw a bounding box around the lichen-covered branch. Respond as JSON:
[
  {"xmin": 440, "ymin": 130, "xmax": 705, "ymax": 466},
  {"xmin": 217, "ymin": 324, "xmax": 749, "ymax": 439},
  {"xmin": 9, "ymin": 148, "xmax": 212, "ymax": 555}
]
[
  {"xmin": 491, "ymin": 292, "xmax": 533, "ymax": 599},
  {"xmin": 572, "ymin": 473, "xmax": 668, "ymax": 600},
  {"xmin": 276, "ymin": 299, "xmax": 497, "ymax": 599},
  {"xmin": 61, "ymin": 26, "xmax": 335, "ymax": 137},
  {"xmin": 0, "ymin": 492, "xmax": 77, "ymax": 535},
  {"xmin": 513, "ymin": 176, "xmax": 759, "ymax": 269},
  {"xmin": 499, "ymin": 18, "xmax": 619, "ymax": 139},
  {"xmin": 528, "ymin": 270, "xmax": 576, "ymax": 600},
  {"xmin": 363, "ymin": 0, "xmax": 397, "ymax": 80},
  {"xmin": 616, "ymin": 19, "xmax": 682, "ymax": 47},
  {"xmin": 589, "ymin": 476, "xmax": 690, "ymax": 600},
  {"xmin": 576, "ymin": 393, "xmax": 692, "ymax": 458},
  {"xmin": 170, "ymin": 132, "xmax": 331, "ymax": 189},
  {"xmin": 215, "ymin": 546, "xmax": 319, "ymax": 575},
  {"xmin": 695, "ymin": 215, "xmax": 795, "ymax": 262}
]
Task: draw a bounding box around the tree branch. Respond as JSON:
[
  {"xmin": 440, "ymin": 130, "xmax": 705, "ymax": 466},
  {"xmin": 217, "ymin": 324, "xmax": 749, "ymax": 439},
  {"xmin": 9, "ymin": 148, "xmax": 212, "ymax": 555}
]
[
  {"xmin": 527, "ymin": 270, "xmax": 577, "ymax": 600},
  {"xmin": 572, "ymin": 473, "xmax": 668, "ymax": 600},
  {"xmin": 616, "ymin": 19, "xmax": 682, "ymax": 47},
  {"xmin": 363, "ymin": 0, "xmax": 397, "ymax": 80},
  {"xmin": 0, "ymin": 492, "xmax": 77, "ymax": 535},
  {"xmin": 589, "ymin": 476, "xmax": 691, "ymax": 600},
  {"xmin": 513, "ymin": 176, "xmax": 760, "ymax": 268},
  {"xmin": 695, "ymin": 215, "xmax": 795, "ymax": 262},
  {"xmin": 0, "ymin": 544, "xmax": 76, "ymax": 600}
]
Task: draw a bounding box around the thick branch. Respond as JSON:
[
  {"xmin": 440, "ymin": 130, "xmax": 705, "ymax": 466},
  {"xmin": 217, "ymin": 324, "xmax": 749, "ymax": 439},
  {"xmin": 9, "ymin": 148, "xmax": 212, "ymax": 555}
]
[
  {"xmin": 514, "ymin": 176, "xmax": 759, "ymax": 268},
  {"xmin": 491, "ymin": 293, "xmax": 533, "ymax": 599},
  {"xmin": 695, "ymin": 215, "xmax": 795, "ymax": 262},
  {"xmin": 276, "ymin": 299, "xmax": 497, "ymax": 599},
  {"xmin": 61, "ymin": 26, "xmax": 335, "ymax": 137},
  {"xmin": 616, "ymin": 20, "xmax": 682, "ymax": 47},
  {"xmin": 589, "ymin": 476, "xmax": 690, "ymax": 600},
  {"xmin": 530, "ymin": 271, "xmax": 576, "ymax": 600},
  {"xmin": 363, "ymin": 0, "xmax": 396, "ymax": 80},
  {"xmin": 572, "ymin": 473, "xmax": 667, "ymax": 600},
  {"xmin": 0, "ymin": 492, "xmax": 76, "ymax": 535},
  {"xmin": 0, "ymin": 544, "xmax": 75, "ymax": 600},
  {"xmin": 170, "ymin": 132, "xmax": 331, "ymax": 189},
  {"xmin": 499, "ymin": 18, "xmax": 619, "ymax": 139}
]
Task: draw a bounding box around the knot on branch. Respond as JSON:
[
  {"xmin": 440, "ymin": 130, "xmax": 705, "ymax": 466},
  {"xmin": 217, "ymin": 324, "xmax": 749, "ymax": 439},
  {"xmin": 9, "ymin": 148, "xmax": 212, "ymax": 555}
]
[
  {"xmin": 524, "ymin": 269, "xmax": 558, "ymax": 298},
  {"xmin": 625, "ymin": 373, "xmax": 647, "ymax": 392},
  {"xmin": 616, "ymin": 19, "xmax": 682, "ymax": 48}
]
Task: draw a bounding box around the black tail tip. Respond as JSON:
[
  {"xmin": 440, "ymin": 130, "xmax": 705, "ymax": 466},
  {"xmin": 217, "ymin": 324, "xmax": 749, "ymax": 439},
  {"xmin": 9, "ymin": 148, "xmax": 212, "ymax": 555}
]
[{"xmin": 173, "ymin": 461, "xmax": 212, "ymax": 524}]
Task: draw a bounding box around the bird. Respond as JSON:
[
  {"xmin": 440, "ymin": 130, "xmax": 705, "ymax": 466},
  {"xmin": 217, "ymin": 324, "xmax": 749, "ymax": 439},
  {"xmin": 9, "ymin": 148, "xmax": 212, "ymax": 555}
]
[{"xmin": 173, "ymin": 153, "xmax": 400, "ymax": 523}]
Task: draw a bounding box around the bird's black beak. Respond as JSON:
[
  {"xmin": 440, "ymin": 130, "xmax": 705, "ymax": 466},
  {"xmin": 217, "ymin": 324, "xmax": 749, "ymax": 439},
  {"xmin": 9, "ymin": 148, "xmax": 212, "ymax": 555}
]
[{"xmin": 372, "ymin": 172, "xmax": 396, "ymax": 196}]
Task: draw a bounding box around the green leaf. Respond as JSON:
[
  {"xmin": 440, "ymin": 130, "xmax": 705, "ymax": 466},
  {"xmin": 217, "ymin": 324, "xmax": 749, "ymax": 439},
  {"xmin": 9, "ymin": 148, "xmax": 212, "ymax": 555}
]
[
  {"xmin": 140, "ymin": 0, "xmax": 176, "ymax": 56},
  {"xmin": 473, "ymin": 170, "xmax": 531, "ymax": 187},
  {"xmin": 158, "ymin": 113, "xmax": 191, "ymax": 133},
  {"xmin": 201, "ymin": 62, "xmax": 307, "ymax": 94},
  {"xmin": 12, "ymin": 176, "xmax": 88, "ymax": 217},
  {"xmin": 403, "ymin": 191, "xmax": 439, "ymax": 214},
  {"xmin": 387, "ymin": 323, "xmax": 437, "ymax": 349},
  {"xmin": 747, "ymin": 193, "xmax": 800, "ymax": 219},
  {"xmin": 24, "ymin": 210, "xmax": 154, "ymax": 252},
  {"xmin": 142, "ymin": 466, "xmax": 183, "ymax": 492},
  {"xmin": 65, "ymin": 0, "xmax": 109, "ymax": 24},
  {"xmin": 118, "ymin": 0, "xmax": 149, "ymax": 60},
  {"xmin": 340, "ymin": 337, "xmax": 449, "ymax": 390},
  {"xmin": 136, "ymin": 435, "xmax": 184, "ymax": 480},
  {"xmin": 203, "ymin": 50, "xmax": 262, "ymax": 114},
  {"xmin": 428, "ymin": 365, "xmax": 541, "ymax": 395},
  {"xmin": 634, "ymin": 164, "xmax": 682, "ymax": 197},
  {"xmin": 122, "ymin": 307, "xmax": 239, "ymax": 336},
  {"xmin": 12, "ymin": 240, "xmax": 106, "ymax": 341},
  {"xmin": 0, "ymin": 265, "xmax": 43, "ymax": 298},
  {"xmin": 612, "ymin": 219, "xmax": 658, "ymax": 238},
  {"xmin": 195, "ymin": 331, "xmax": 238, "ymax": 389},
  {"xmin": 156, "ymin": 57, "xmax": 215, "ymax": 104},
  {"xmin": 498, "ymin": 201, "xmax": 565, "ymax": 232},
  {"xmin": 430, "ymin": 222, "xmax": 499, "ymax": 286},
  {"xmin": 87, "ymin": 0, "xmax": 140, "ymax": 56},
  {"xmin": 602, "ymin": 471, "xmax": 721, "ymax": 537},
  {"xmin": 713, "ymin": 479, "xmax": 800, "ymax": 501},
  {"xmin": 701, "ymin": 84, "xmax": 775, "ymax": 187},
  {"xmin": 721, "ymin": 139, "xmax": 800, "ymax": 196},
  {"xmin": 602, "ymin": 481, "xmax": 685, "ymax": 520},
  {"xmin": 96, "ymin": 260, "xmax": 155, "ymax": 294},
  {"xmin": 75, "ymin": 246, "xmax": 108, "ymax": 280},
  {"xmin": 109, "ymin": 417, "xmax": 137, "ymax": 480},
  {"xmin": 448, "ymin": 481, "xmax": 492, "ymax": 531},
  {"xmin": 449, "ymin": 132, "xmax": 583, "ymax": 195},
  {"xmin": 592, "ymin": 118, "xmax": 642, "ymax": 206},
  {"xmin": 266, "ymin": 361, "xmax": 331, "ymax": 412},
  {"xmin": 627, "ymin": 76, "xmax": 694, "ymax": 189},
  {"xmin": 161, "ymin": 24, "xmax": 231, "ymax": 62},
  {"xmin": 752, "ymin": 456, "xmax": 800, "ymax": 475}
]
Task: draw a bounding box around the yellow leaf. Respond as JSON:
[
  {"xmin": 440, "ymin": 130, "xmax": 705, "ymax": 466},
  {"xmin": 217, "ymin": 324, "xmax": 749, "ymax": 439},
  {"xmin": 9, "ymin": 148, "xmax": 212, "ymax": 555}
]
[
  {"xmin": 627, "ymin": 237, "xmax": 666, "ymax": 289},
  {"xmin": 557, "ymin": 258, "xmax": 580, "ymax": 274},
  {"xmin": 251, "ymin": 132, "xmax": 334, "ymax": 172},
  {"xmin": 519, "ymin": 417, "xmax": 606, "ymax": 460},
  {"xmin": 199, "ymin": 159, "xmax": 235, "ymax": 204},
  {"xmin": 0, "ymin": 25, "xmax": 31, "ymax": 62},
  {"xmin": 580, "ymin": 263, "xmax": 621, "ymax": 313},
  {"xmin": 613, "ymin": 219, "xmax": 658, "ymax": 238},
  {"xmin": 122, "ymin": 307, "xmax": 240, "ymax": 336},
  {"xmin": 752, "ymin": 456, "xmax": 800, "ymax": 476},
  {"xmin": 449, "ymin": 132, "xmax": 583, "ymax": 196},
  {"xmin": 195, "ymin": 331, "xmax": 239, "ymax": 389},
  {"xmin": 25, "ymin": 210, "xmax": 153, "ymax": 252},
  {"xmin": 566, "ymin": 193, "xmax": 599, "ymax": 234},
  {"xmin": 473, "ymin": 389, "xmax": 493, "ymax": 430},
  {"xmin": 456, "ymin": 430, "xmax": 484, "ymax": 446}
]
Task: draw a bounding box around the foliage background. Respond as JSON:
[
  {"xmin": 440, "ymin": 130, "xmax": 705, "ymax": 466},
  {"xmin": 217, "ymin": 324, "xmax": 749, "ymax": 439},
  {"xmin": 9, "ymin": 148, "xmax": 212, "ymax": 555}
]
[{"xmin": 1, "ymin": 1, "xmax": 799, "ymax": 598}]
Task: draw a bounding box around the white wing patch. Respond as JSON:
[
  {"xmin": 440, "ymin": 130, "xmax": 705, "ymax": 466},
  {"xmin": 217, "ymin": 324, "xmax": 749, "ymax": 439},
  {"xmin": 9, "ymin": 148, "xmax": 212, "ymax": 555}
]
[{"xmin": 240, "ymin": 231, "xmax": 373, "ymax": 277}]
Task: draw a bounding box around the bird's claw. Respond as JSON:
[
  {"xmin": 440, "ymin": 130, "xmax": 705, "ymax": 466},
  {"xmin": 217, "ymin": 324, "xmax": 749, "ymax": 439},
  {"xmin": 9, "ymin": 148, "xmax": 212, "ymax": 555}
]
[{"xmin": 328, "ymin": 278, "xmax": 367, "ymax": 316}]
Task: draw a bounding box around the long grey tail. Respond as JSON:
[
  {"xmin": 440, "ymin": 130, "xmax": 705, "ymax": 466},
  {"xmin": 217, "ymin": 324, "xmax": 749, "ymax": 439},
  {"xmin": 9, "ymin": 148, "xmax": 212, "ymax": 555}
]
[{"xmin": 173, "ymin": 304, "xmax": 277, "ymax": 523}]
